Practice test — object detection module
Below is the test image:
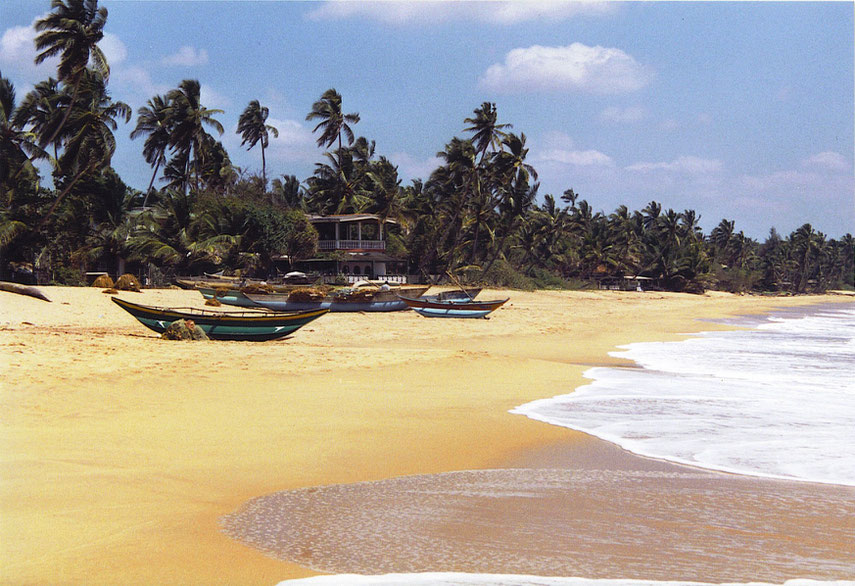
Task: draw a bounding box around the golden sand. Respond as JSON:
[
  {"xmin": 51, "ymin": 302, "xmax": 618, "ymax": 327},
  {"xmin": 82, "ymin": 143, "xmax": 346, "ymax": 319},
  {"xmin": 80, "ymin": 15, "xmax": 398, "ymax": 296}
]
[{"xmin": 0, "ymin": 286, "xmax": 851, "ymax": 584}]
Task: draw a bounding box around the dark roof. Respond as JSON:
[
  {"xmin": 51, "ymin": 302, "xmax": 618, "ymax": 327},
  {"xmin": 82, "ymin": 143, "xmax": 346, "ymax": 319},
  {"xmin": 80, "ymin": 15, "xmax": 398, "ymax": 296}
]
[{"xmin": 307, "ymin": 214, "xmax": 397, "ymax": 225}]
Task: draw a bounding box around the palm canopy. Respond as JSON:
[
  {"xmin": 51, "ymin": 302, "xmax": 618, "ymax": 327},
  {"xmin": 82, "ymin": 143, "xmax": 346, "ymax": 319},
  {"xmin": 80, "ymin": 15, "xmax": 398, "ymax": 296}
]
[
  {"xmin": 34, "ymin": 0, "xmax": 109, "ymax": 148},
  {"xmin": 165, "ymin": 79, "xmax": 224, "ymax": 192},
  {"xmin": 130, "ymin": 94, "xmax": 171, "ymax": 200},
  {"xmin": 1, "ymin": 73, "xmax": 48, "ymax": 193},
  {"xmin": 306, "ymin": 88, "xmax": 360, "ymax": 151},
  {"xmin": 464, "ymin": 102, "xmax": 511, "ymax": 162},
  {"xmin": 237, "ymin": 99, "xmax": 278, "ymax": 186}
]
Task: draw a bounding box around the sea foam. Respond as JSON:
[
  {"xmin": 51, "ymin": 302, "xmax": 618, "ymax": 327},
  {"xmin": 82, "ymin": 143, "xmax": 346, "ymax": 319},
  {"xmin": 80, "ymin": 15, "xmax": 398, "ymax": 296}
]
[
  {"xmin": 512, "ymin": 304, "xmax": 855, "ymax": 486},
  {"xmin": 278, "ymin": 573, "xmax": 855, "ymax": 585}
]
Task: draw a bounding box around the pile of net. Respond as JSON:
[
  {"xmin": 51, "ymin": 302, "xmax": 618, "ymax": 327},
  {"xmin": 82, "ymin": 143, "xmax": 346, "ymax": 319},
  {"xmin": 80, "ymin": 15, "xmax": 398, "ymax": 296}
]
[
  {"xmin": 115, "ymin": 274, "xmax": 141, "ymax": 292},
  {"xmin": 240, "ymin": 283, "xmax": 275, "ymax": 295},
  {"xmin": 161, "ymin": 319, "xmax": 209, "ymax": 341},
  {"xmin": 287, "ymin": 287, "xmax": 327, "ymax": 302},
  {"xmin": 332, "ymin": 287, "xmax": 377, "ymax": 302},
  {"xmin": 92, "ymin": 274, "xmax": 114, "ymax": 289}
]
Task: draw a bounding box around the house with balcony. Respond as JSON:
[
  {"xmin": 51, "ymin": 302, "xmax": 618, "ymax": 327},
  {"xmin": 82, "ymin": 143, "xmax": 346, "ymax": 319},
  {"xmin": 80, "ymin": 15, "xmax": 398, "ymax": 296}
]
[{"xmin": 296, "ymin": 214, "xmax": 408, "ymax": 283}]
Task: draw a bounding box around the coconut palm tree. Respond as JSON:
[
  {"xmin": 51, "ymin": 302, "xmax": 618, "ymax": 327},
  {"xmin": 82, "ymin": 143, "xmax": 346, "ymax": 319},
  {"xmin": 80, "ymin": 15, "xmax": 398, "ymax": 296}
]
[
  {"xmin": 13, "ymin": 78, "xmax": 66, "ymax": 162},
  {"xmin": 306, "ymin": 88, "xmax": 360, "ymax": 152},
  {"xmin": 130, "ymin": 94, "xmax": 171, "ymax": 205},
  {"xmin": 34, "ymin": 0, "xmax": 110, "ymax": 148},
  {"xmin": 1, "ymin": 73, "xmax": 48, "ymax": 191},
  {"xmin": 237, "ymin": 100, "xmax": 279, "ymax": 188},
  {"xmin": 464, "ymin": 102, "xmax": 511, "ymax": 163},
  {"xmin": 39, "ymin": 69, "xmax": 130, "ymax": 227},
  {"xmin": 166, "ymin": 79, "xmax": 224, "ymax": 193}
]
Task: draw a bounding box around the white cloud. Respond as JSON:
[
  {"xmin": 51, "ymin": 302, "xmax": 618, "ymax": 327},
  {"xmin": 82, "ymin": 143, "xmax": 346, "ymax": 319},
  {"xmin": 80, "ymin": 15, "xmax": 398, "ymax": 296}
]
[
  {"xmin": 480, "ymin": 43, "xmax": 652, "ymax": 94},
  {"xmin": 263, "ymin": 118, "xmax": 318, "ymax": 163},
  {"xmin": 391, "ymin": 152, "xmax": 442, "ymax": 180},
  {"xmin": 531, "ymin": 132, "xmax": 613, "ymax": 167},
  {"xmin": 626, "ymin": 155, "xmax": 723, "ymax": 174},
  {"xmin": 112, "ymin": 65, "xmax": 169, "ymax": 101},
  {"xmin": 0, "ymin": 19, "xmax": 57, "ymax": 81},
  {"xmin": 98, "ymin": 32, "xmax": 127, "ymax": 66},
  {"xmin": 538, "ymin": 148, "xmax": 614, "ymax": 167},
  {"xmin": 161, "ymin": 46, "xmax": 209, "ymax": 67},
  {"xmin": 802, "ymin": 151, "xmax": 849, "ymax": 172},
  {"xmin": 600, "ymin": 105, "xmax": 647, "ymax": 123},
  {"xmin": 200, "ymin": 84, "xmax": 231, "ymax": 110},
  {"xmin": 307, "ymin": 1, "xmax": 614, "ymax": 25}
]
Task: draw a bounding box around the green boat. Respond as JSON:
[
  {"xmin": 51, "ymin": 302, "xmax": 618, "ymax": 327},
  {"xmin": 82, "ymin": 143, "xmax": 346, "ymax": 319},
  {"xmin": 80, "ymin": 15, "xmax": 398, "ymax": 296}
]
[{"xmin": 111, "ymin": 296, "xmax": 328, "ymax": 341}]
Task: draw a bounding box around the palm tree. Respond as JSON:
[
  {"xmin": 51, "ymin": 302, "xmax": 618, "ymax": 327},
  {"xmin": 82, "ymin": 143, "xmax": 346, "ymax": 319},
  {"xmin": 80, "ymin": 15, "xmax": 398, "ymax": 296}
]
[
  {"xmin": 130, "ymin": 94, "xmax": 171, "ymax": 205},
  {"xmin": 166, "ymin": 79, "xmax": 224, "ymax": 193},
  {"xmin": 306, "ymin": 88, "xmax": 360, "ymax": 152},
  {"xmin": 270, "ymin": 175, "xmax": 306, "ymax": 210},
  {"xmin": 39, "ymin": 69, "xmax": 130, "ymax": 227},
  {"xmin": 1, "ymin": 73, "xmax": 48, "ymax": 191},
  {"xmin": 13, "ymin": 78, "xmax": 66, "ymax": 161},
  {"xmin": 464, "ymin": 102, "xmax": 511, "ymax": 163},
  {"xmin": 237, "ymin": 100, "xmax": 279, "ymax": 188},
  {"xmin": 34, "ymin": 0, "xmax": 110, "ymax": 148}
]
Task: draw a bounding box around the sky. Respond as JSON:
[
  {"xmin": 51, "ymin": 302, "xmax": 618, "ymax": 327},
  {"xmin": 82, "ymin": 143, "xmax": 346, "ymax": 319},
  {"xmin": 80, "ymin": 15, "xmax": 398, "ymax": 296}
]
[{"xmin": 1, "ymin": 0, "xmax": 853, "ymax": 238}]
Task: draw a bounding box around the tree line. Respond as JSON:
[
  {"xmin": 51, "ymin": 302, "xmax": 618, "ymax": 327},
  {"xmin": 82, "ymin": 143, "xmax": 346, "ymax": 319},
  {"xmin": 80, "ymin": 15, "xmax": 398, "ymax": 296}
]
[{"xmin": 2, "ymin": 0, "xmax": 852, "ymax": 292}]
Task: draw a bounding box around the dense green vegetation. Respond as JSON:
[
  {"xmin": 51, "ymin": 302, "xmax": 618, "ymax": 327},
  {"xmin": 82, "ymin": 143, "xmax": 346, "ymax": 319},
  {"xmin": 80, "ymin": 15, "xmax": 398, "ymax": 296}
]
[{"xmin": 2, "ymin": 0, "xmax": 852, "ymax": 292}]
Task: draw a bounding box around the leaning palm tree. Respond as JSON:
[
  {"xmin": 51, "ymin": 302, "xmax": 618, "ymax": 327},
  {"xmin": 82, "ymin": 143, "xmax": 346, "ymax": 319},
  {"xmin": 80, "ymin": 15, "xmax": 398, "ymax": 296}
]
[
  {"xmin": 237, "ymin": 100, "xmax": 278, "ymax": 188},
  {"xmin": 39, "ymin": 69, "xmax": 130, "ymax": 228},
  {"xmin": 130, "ymin": 94, "xmax": 171, "ymax": 205},
  {"xmin": 166, "ymin": 79, "xmax": 224, "ymax": 193},
  {"xmin": 34, "ymin": 0, "xmax": 110, "ymax": 148},
  {"xmin": 306, "ymin": 88, "xmax": 360, "ymax": 153}
]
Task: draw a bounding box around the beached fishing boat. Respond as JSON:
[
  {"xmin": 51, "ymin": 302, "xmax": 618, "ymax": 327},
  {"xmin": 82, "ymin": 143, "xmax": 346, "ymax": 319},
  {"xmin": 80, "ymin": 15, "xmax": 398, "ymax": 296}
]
[
  {"xmin": 397, "ymin": 295, "xmax": 509, "ymax": 319},
  {"xmin": 111, "ymin": 296, "xmax": 328, "ymax": 341},
  {"xmin": 246, "ymin": 285, "xmax": 431, "ymax": 312},
  {"xmin": 196, "ymin": 286, "xmax": 260, "ymax": 307}
]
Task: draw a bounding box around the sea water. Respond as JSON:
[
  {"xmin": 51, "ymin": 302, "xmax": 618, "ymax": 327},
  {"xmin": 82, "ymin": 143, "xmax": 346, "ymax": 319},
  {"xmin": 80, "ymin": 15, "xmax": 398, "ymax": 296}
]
[
  {"xmin": 274, "ymin": 304, "xmax": 855, "ymax": 586},
  {"xmin": 511, "ymin": 303, "xmax": 855, "ymax": 487}
]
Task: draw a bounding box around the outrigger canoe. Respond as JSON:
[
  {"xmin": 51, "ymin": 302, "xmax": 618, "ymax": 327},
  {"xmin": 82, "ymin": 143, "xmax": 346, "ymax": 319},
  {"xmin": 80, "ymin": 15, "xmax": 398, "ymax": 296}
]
[
  {"xmin": 111, "ymin": 296, "xmax": 328, "ymax": 341},
  {"xmin": 397, "ymin": 295, "xmax": 509, "ymax": 319}
]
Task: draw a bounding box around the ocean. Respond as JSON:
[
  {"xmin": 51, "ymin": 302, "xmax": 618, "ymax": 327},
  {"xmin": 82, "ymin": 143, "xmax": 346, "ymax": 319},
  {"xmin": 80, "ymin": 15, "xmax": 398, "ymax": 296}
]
[
  {"xmin": 512, "ymin": 303, "xmax": 855, "ymax": 486},
  {"xmin": 260, "ymin": 302, "xmax": 855, "ymax": 586}
]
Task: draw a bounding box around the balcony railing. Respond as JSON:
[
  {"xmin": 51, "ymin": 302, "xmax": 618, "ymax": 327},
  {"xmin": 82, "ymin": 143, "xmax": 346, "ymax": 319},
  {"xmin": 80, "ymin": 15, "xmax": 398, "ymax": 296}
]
[{"xmin": 318, "ymin": 239, "xmax": 386, "ymax": 251}]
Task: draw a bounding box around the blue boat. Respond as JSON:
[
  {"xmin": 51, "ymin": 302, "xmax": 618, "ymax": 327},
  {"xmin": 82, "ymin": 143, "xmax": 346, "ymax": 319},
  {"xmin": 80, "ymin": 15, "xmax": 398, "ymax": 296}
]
[
  {"xmin": 397, "ymin": 295, "xmax": 508, "ymax": 319},
  {"xmin": 244, "ymin": 285, "xmax": 430, "ymax": 312}
]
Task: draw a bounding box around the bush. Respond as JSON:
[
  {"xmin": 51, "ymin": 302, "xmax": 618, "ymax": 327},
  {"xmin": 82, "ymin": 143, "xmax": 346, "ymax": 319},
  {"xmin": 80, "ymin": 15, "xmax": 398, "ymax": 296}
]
[
  {"xmin": 465, "ymin": 260, "xmax": 536, "ymax": 290},
  {"xmin": 51, "ymin": 266, "xmax": 85, "ymax": 286}
]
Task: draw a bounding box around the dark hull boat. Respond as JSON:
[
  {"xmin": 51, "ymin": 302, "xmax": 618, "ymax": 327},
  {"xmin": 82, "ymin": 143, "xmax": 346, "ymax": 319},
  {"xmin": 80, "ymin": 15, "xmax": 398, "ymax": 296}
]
[
  {"xmin": 397, "ymin": 295, "xmax": 509, "ymax": 319},
  {"xmin": 111, "ymin": 297, "xmax": 328, "ymax": 341}
]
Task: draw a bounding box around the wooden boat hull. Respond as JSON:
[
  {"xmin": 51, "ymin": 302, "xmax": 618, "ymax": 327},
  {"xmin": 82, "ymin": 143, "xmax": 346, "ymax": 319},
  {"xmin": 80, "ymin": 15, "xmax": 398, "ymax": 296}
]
[
  {"xmin": 111, "ymin": 296, "xmax": 328, "ymax": 341},
  {"xmin": 397, "ymin": 295, "xmax": 509, "ymax": 319},
  {"xmin": 245, "ymin": 286, "xmax": 431, "ymax": 313}
]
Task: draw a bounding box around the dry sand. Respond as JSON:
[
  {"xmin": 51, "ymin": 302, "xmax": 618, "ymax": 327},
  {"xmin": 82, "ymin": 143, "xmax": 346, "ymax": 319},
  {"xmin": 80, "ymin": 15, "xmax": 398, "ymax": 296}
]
[{"xmin": 1, "ymin": 286, "xmax": 852, "ymax": 585}]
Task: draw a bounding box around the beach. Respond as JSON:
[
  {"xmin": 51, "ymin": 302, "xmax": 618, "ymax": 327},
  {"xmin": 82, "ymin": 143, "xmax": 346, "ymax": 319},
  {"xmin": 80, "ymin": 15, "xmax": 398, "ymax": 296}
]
[{"xmin": 1, "ymin": 286, "xmax": 853, "ymax": 585}]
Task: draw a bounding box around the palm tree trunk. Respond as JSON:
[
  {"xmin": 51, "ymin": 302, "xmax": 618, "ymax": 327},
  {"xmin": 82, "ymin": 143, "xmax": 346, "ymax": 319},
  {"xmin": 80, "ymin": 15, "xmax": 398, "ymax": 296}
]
[
  {"xmin": 142, "ymin": 152, "xmax": 163, "ymax": 207},
  {"xmin": 261, "ymin": 143, "xmax": 267, "ymax": 189}
]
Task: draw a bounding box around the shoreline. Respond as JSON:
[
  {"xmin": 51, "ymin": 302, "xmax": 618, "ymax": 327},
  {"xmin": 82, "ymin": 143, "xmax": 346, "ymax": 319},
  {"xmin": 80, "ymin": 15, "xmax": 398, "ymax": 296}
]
[{"xmin": 1, "ymin": 287, "xmax": 853, "ymax": 584}]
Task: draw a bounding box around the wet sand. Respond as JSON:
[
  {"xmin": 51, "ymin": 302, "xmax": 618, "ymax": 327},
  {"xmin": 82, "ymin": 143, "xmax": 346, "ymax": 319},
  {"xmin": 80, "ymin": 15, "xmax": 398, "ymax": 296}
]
[{"xmin": 1, "ymin": 286, "xmax": 853, "ymax": 584}]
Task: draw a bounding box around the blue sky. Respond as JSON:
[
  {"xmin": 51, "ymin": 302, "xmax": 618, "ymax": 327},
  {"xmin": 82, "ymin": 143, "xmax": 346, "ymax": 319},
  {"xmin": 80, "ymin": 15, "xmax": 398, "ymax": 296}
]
[{"xmin": 2, "ymin": 1, "xmax": 853, "ymax": 238}]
